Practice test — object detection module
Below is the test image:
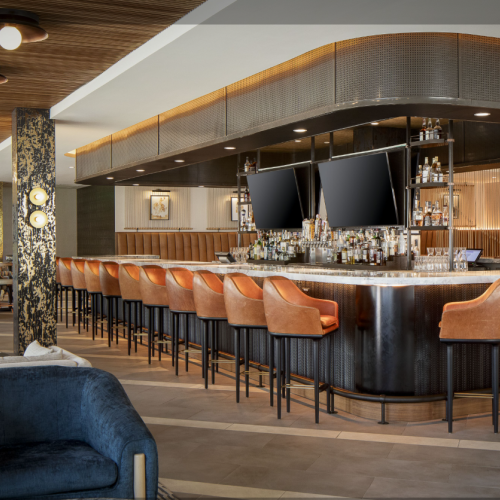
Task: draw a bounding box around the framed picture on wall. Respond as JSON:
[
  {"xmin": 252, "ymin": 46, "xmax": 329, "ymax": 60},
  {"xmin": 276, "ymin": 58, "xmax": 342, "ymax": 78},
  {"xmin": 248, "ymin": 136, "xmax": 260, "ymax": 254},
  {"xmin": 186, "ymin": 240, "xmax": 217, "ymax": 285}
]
[
  {"xmin": 443, "ymin": 194, "xmax": 459, "ymax": 219},
  {"xmin": 150, "ymin": 195, "xmax": 170, "ymax": 220}
]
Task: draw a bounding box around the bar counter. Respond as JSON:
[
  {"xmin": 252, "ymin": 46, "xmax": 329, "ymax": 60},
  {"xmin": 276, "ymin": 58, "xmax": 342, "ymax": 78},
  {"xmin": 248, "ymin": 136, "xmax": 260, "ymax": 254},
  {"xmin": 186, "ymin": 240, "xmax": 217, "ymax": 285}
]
[{"xmin": 83, "ymin": 257, "xmax": 500, "ymax": 419}]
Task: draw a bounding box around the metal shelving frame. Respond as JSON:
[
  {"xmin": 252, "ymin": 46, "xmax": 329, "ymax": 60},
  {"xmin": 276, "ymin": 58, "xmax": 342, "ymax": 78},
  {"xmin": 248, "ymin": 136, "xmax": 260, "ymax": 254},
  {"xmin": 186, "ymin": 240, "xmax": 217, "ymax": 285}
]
[{"xmin": 406, "ymin": 117, "xmax": 454, "ymax": 271}]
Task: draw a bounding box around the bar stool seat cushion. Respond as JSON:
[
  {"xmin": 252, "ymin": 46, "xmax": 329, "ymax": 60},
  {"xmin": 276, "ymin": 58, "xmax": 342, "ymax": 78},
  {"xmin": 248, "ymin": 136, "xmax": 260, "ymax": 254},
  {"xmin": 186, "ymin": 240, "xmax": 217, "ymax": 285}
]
[
  {"xmin": 320, "ymin": 315, "xmax": 338, "ymax": 329},
  {"xmin": 0, "ymin": 439, "xmax": 118, "ymax": 498},
  {"xmin": 440, "ymin": 279, "xmax": 500, "ymax": 340}
]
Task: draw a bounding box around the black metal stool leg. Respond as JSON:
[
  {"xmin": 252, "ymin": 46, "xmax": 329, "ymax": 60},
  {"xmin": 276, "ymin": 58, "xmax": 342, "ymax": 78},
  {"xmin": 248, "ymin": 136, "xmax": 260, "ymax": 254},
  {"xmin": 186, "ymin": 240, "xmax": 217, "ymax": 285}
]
[
  {"xmin": 100, "ymin": 294, "xmax": 104, "ymax": 338},
  {"xmin": 175, "ymin": 313, "xmax": 180, "ymax": 376},
  {"xmin": 107, "ymin": 297, "xmax": 112, "ymax": 347},
  {"xmin": 151, "ymin": 307, "xmax": 156, "ymax": 358},
  {"xmin": 244, "ymin": 328, "xmax": 250, "ymax": 398},
  {"xmin": 77, "ymin": 290, "xmax": 81, "ymax": 334},
  {"xmin": 148, "ymin": 306, "xmax": 153, "ymax": 364},
  {"xmin": 127, "ymin": 302, "xmax": 132, "ymax": 356},
  {"xmin": 86, "ymin": 291, "xmax": 89, "ymax": 332},
  {"xmin": 65, "ymin": 287, "xmax": 69, "ymax": 328},
  {"xmin": 184, "ymin": 313, "xmax": 189, "ymax": 371},
  {"xmin": 91, "ymin": 294, "xmax": 95, "ymax": 341},
  {"xmin": 276, "ymin": 336, "xmax": 282, "ymax": 420},
  {"xmin": 493, "ymin": 344, "xmax": 499, "ymax": 434},
  {"xmin": 115, "ymin": 298, "xmax": 119, "ymax": 345},
  {"xmin": 326, "ymin": 335, "xmax": 336, "ymax": 414},
  {"xmin": 285, "ymin": 337, "xmax": 291, "ymax": 412},
  {"xmin": 214, "ymin": 321, "xmax": 219, "ymax": 373},
  {"xmin": 269, "ymin": 334, "xmax": 274, "ymax": 407},
  {"xmin": 134, "ymin": 302, "xmax": 138, "ymax": 353},
  {"xmin": 314, "ymin": 339, "xmax": 320, "ymax": 424},
  {"xmin": 203, "ymin": 320, "xmax": 209, "ymax": 388},
  {"xmin": 172, "ymin": 313, "xmax": 177, "ymax": 367},
  {"xmin": 235, "ymin": 327, "xmax": 240, "ymax": 402},
  {"xmin": 158, "ymin": 308, "xmax": 163, "ymax": 362},
  {"xmin": 211, "ymin": 321, "xmax": 215, "ymax": 385},
  {"xmin": 447, "ymin": 343, "xmax": 454, "ymax": 433},
  {"xmin": 72, "ymin": 288, "xmax": 76, "ymax": 326}
]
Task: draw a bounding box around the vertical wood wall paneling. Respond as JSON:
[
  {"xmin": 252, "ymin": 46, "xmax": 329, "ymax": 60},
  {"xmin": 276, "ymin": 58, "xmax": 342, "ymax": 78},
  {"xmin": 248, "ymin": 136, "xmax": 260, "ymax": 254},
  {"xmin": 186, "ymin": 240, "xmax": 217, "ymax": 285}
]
[
  {"xmin": 206, "ymin": 188, "xmax": 238, "ymax": 230},
  {"xmin": 124, "ymin": 187, "xmax": 191, "ymax": 230},
  {"xmin": 12, "ymin": 108, "xmax": 56, "ymax": 353}
]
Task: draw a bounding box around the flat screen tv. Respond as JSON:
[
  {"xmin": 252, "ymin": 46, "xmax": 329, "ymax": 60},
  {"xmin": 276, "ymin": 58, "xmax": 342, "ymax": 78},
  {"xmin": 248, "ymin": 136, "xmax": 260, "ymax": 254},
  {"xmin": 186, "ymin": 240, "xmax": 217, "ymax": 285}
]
[
  {"xmin": 247, "ymin": 168, "xmax": 304, "ymax": 230},
  {"xmin": 318, "ymin": 152, "xmax": 398, "ymax": 228}
]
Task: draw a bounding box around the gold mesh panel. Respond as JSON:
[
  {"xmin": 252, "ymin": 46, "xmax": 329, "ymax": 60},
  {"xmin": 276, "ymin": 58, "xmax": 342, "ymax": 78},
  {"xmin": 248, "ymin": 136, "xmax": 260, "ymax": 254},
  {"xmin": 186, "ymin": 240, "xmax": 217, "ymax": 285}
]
[
  {"xmin": 159, "ymin": 89, "xmax": 226, "ymax": 155},
  {"xmin": 76, "ymin": 136, "xmax": 111, "ymax": 180},
  {"xmin": 336, "ymin": 33, "xmax": 459, "ymax": 103},
  {"xmin": 227, "ymin": 44, "xmax": 335, "ymax": 135},
  {"xmin": 112, "ymin": 116, "xmax": 158, "ymax": 168}
]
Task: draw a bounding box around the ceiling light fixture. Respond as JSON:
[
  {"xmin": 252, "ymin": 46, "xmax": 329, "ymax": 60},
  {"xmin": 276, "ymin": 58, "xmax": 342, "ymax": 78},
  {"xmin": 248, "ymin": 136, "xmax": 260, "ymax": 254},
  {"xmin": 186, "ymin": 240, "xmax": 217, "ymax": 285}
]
[
  {"xmin": 295, "ymin": 140, "xmax": 302, "ymax": 143},
  {"xmin": 371, "ymin": 122, "xmax": 380, "ymax": 125},
  {"xmin": 136, "ymin": 169, "xmax": 145, "ymax": 172},
  {"xmin": 174, "ymin": 159, "xmax": 185, "ymax": 163},
  {"xmin": 224, "ymin": 146, "xmax": 236, "ymax": 150},
  {"xmin": 106, "ymin": 177, "xmax": 114, "ymax": 180},
  {"xmin": 133, "ymin": 184, "xmax": 139, "ymax": 186},
  {"xmin": 0, "ymin": 9, "xmax": 48, "ymax": 51},
  {"xmin": 293, "ymin": 128, "xmax": 307, "ymax": 133},
  {"xmin": 324, "ymin": 142, "xmax": 329, "ymax": 144},
  {"xmin": 474, "ymin": 112, "xmax": 491, "ymax": 117},
  {"xmin": 69, "ymin": 166, "xmax": 74, "ymax": 169},
  {"xmin": 198, "ymin": 185, "xmax": 205, "ymax": 188}
]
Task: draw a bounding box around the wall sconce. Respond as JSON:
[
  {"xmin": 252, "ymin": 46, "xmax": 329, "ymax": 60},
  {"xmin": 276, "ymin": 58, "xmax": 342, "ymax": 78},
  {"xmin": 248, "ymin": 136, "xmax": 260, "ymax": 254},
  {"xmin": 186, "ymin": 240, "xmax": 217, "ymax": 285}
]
[
  {"xmin": 30, "ymin": 210, "xmax": 48, "ymax": 228},
  {"xmin": 29, "ymin": 187, "xmax": 48, "ymax": 205}
]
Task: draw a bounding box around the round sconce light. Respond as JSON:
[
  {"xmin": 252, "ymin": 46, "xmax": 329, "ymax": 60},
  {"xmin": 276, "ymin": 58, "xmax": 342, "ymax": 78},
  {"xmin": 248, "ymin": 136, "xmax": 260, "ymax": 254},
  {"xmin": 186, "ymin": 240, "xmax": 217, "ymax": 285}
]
[
  {"xmin": 29, "ymin": 187, "xmax": 48, "ymax": 206},
  {"xmin": 0, "ymin": 9, "xmax": 48, "ymax": 51},
  {"xmin": 30, "ymin": 210, "xmax": 48, "ymax": 228},
  {"xmin": 0, "ymin": 74, "xmax": 7, "ymax": 84}
]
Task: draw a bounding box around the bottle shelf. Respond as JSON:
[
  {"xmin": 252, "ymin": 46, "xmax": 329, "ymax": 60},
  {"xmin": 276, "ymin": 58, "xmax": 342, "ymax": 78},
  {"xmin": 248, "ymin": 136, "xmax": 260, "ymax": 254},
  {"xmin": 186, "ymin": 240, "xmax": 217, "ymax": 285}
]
[
  {"xmin": 409, "ymin": 182, "xmax": 448, "ymax": 189},
  {"xmin": 410, "ymin": 138, "xmax": 447, "ymax": 148},
  {"xmin": 238, "ymin": 230, "xmax": 257, "ymax": 234},
  {"xmin": 409, "ymin": 226, "xmax": 450, "ymax": 231}
]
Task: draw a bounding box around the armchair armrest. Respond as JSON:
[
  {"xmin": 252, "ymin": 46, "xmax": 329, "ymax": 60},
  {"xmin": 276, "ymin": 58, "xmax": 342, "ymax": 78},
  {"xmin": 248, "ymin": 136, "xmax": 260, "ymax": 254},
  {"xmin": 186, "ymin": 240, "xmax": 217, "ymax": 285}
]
[{"xmin": 81, "ymin": 370, "xmax": 158, "ymax": 499}]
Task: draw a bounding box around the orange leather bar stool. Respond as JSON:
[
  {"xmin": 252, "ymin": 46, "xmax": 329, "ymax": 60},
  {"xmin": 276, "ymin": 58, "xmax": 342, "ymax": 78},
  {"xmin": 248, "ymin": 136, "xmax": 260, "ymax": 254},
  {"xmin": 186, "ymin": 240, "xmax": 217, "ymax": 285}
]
[
  {"xmin": 59, "ymin": 258, "xmax": 75, "ymax": 329},
  {"xmin": 84, "ymin": 260, "xmax": 103, "ymax": 341},
  {"xmin": 99, "ymin": 262, "xmax": 122, "ymax": 348},
  {"xmin": 193, "ymin": 270, "xmax": 233, "ymax": 389},
  {"xmin": 224, "ymin": 273, "xmax": 269, "ymax": 403},
  {"xmin": 139, "ymin": 266, "xmax": 170, "ymax": 364},
  {"xmin": 440, "ymin": 279, "xmax": 500, "ymax": 433},
  {"xmin": 55, "ymin": 257, "xmax": 62, "ymax": 322},
  {"xmin": 119, "ymin": 263, "xmax": 145, "ymax": 356},
  {"xmin": 263, "ymin": 276, "xmax": 339, "ymax": 424},
  {"xmin": 70, "ymin": 259, "xmax": 88, "ymax": 334},
  {"xmin": 166, "ymin": 268, "xmax": 197, "ymax": 376}
]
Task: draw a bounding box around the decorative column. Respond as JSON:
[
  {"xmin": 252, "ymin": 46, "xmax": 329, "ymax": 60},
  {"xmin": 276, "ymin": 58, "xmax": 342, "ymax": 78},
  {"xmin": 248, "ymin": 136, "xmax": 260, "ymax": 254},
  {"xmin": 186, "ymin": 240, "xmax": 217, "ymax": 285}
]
[{"xmin": 12, "ymin": 108, "xmax": 56, "ymax": 354}]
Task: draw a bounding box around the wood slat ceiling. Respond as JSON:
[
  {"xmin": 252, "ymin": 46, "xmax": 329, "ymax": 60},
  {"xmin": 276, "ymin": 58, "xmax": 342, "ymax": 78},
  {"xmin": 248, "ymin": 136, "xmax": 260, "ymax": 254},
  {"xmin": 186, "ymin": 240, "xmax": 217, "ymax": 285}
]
[{"xmin": 0, "ymin": 0, "xmax": 206, "ymax": 142}]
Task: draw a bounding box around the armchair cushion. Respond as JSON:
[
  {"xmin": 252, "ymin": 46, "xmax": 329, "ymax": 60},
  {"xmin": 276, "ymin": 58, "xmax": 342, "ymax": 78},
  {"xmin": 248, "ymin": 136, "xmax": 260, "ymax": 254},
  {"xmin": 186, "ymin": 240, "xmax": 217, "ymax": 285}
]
[
  {"xmin": 320, "ymin": 315, "xmax": 338, "ymax": 328},
  {"xmin": 0, "ymin": 440, "xmax": 117, "ymax": 499}
]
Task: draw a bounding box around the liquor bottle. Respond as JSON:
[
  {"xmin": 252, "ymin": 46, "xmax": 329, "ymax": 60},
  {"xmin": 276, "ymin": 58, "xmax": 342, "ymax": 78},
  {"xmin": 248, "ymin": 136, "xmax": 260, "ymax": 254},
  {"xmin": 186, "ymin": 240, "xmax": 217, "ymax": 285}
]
[
  {"xmin": 434, "ymin": 118, "xmax": 442, "ymax": 139},
  {"xmin": 419, "ymin": 118, "xmax": 427, "ymax": 141},
  {"xmin": 252, "ymin": 158, "xmax": 257, "ymax": 173},
  {"xmin": 412, "ymin": 239, "xmax": 420, "ymax": 258},
  {"xmin": 442, "ymin": 204, "xmax": 449, "ymax": 227},
  {"xmin": 422, "ymin": 157, "xmax": 430, "ymax": 183},
  {"xmin": 413, "ymin": 199, "xmax": 423, "ymax": 226},
  {"xmin": 416, "ymin": 164, "xmax": 423, "ymax": 184},
  {"xmin": 426, "ymin": 118, "xmax": 433, "ymax": 140},
  {"xmin": 436, "ymin": 162, "xmax": 443, "ymax": 182},
  {"xmin": 362, "ymin": 245, "xmax": 368, "ymax": 263},
  {"xmin": 424, "ymin": 201, "xmax": 433, "ymax": 226},
  {"xmin": 244, "ymin": 157, "xmax": 251, "ymax": 173},
  {"xmin": 341, "ymin": 244, "xmax": 347, "ymax": 264},
  {"xmin": 432, "ymin": 201, "xmax": 443, "ymax": 226},
  {"xmin": 398, "ymin": 231, "xmax": 406, "ymax": 256},
  {"xmin": 430, "ymin": 157, "xmax": 439, "ymax": 182}
]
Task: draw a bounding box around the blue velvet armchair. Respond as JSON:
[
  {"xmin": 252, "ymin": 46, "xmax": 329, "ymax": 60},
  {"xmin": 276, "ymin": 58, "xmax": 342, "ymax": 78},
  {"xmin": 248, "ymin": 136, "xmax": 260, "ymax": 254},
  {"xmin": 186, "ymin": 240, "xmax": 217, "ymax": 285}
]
[{"xmin": 0, "ymin": 366, "xmax": 158, "ymax": 499}]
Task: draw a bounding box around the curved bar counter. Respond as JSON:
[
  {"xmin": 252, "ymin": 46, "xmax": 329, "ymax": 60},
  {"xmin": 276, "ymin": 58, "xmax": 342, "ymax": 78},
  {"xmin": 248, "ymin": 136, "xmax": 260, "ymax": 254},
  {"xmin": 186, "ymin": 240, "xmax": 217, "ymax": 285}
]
[{"xmin": 85, "ymin": 257, "xmax": 500, "ymax": 421}]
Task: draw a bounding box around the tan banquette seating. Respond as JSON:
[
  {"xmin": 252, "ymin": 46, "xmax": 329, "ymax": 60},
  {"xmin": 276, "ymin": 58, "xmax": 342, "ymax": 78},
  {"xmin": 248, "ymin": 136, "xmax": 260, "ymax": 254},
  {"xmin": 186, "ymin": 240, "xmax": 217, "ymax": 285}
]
[{"xmin": 115, "ymin": 232, "xmax": 257, "ymax": 261}]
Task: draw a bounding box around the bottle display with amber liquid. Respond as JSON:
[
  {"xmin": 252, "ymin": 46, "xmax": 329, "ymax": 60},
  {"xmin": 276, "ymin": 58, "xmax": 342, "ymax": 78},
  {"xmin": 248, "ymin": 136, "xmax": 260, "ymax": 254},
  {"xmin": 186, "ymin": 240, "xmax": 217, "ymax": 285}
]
[
  {"xmin": 420, "ymin": 118, "xmax": 427, "ymax": 141},
  {"xmin": 424, "ymin": 201, "xmax": 433, "ymax": 226},
  {"xmin": 432, "ymin": 201, "xmax": 443, "ymax": 226},
  {"xmin": 422, "ymin": 157, "xmax": 430, "ymax": 183}
]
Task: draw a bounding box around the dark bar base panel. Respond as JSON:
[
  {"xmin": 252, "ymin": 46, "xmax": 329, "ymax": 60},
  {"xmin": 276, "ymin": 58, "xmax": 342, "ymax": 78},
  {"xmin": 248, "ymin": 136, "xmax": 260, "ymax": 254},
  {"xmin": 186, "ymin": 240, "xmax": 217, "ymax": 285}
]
[
  {"xmin": 355, "ymin": 285, "xmax": 415, "ymax": 396},
  {"xmin": 110, "ymin": 279, "xmax": 491, "ymax": 398}
]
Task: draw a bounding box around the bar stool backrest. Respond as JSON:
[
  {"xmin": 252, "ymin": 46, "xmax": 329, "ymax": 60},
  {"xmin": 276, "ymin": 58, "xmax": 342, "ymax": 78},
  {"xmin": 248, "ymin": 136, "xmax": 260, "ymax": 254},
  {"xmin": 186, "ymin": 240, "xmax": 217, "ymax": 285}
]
[
  {"xmin": 224, "ymin": 273, "xmax": 266, "ymax": 327},
  {"xmin": 56, "ymin": 257, "xmax": 60, "ymax": 284},
  {"xmin": 71, "ymin": 259, "xmax": 87, "ymax": 290},
  {"xmin": 118, "ymin": 264, "xmax": 142, "ymax": 301},
  {"xmin": 263, "ymin": 276, "xmax": 324, "ymax": 336},
  {"xmin": 59, "ymin": 258, "xmax": 73, "ymax": 287},
  {"xmin": 84, "ymin": 260, "xmax": 101, "ymax": 293},
  {"xmin": 166, "ymin": 268, "xmax": 195, "ymax": 312},
  {"xmin": 99, "ymin": 262, "xmax": 121, "ymax": 297},
  {"xmin": 193, "ymin": 270, "xmax": 226, "ymax": 319},
  {"xmin": 440, "ymin": 278, "xmax": 500, "ymax": 340},
  {"xmin": 139, "ymin": 266, "xmax": 168, "ymax": 306}
]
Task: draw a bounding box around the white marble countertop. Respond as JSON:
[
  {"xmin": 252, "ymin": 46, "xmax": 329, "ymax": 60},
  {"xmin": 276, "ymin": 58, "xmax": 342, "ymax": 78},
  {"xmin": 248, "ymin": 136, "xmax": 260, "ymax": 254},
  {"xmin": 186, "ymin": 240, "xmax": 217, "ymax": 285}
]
[{"xmin": 79, "ymin": 256, "xmax": 500, "ymax": 285}]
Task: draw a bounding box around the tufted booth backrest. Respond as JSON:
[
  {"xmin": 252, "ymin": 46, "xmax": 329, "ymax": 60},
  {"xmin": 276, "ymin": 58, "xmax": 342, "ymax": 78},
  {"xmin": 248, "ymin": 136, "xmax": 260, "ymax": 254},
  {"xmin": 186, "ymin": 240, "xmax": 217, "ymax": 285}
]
[{"xmin": 115, "ymin": 232, "xmax": 257, "ymax": 262}]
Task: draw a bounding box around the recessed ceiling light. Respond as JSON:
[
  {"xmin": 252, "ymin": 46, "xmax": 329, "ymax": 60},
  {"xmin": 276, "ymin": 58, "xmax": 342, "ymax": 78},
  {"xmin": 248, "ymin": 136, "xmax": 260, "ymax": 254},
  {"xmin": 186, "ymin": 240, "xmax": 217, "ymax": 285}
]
[
  {"xmin": 69, "ymin": 166, "xmax": 74, "ymax": 169},
  {"xmin": 295, "ymin": 140, "xmax": 302, "ymax": 143},
  {"xmin": 198, "ymin": 185, "xmax": 205, "ymax": 188},
  {"xmin": 174, "ymin": 159, "xmax": 185, "ymax": 163},
  {"xmin": 224, "ymin": 146, "xmax": 236, "ymax": 150},
  {"xmin": 293, "ymin": 128, "xmax": 307, "ymax": 133},
  {"xmin": 136, "ymin": 169, "xmax": 145, "ymax": 172},
  {"xmin": 324, "ymin": 142, "xmax": 329, "ymax": 144},
  {"xmin": 371, "ymin": 122, "xmax": 380, "ymax": 125},
  {"xmin": 133, "ymin": 184, "xmax": 139, "ymax": 186},
  {"xmin": 106, "ymin": 177, "xmax": 114, "ymax": 180},
  {"xmin": 474, "ymin": 112, "xmax": 491, "ymax": 117}
]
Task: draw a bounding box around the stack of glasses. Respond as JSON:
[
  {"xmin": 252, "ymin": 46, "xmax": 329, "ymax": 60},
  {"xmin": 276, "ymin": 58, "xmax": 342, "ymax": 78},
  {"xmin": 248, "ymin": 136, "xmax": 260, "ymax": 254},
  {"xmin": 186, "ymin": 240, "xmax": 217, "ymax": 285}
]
[
  {"xmin": 230, "ymin": 247, "xmax": 250, "ymax": 264},
  {"xmin": 413, "ymin": 247, "xmax": 469, "ymax": 272}
]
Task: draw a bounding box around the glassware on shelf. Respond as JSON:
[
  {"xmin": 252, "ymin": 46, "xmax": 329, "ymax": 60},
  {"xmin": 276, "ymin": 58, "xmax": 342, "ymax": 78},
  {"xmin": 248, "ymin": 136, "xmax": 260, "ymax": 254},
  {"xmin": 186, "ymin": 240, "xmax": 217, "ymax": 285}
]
[{"xmin": 427, "ymin": 247, "xmax": 435, "ymax": 258}]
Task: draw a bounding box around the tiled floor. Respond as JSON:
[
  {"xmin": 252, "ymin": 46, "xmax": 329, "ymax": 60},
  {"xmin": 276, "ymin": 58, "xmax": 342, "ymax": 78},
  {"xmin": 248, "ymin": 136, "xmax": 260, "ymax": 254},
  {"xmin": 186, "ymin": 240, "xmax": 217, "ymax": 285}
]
[{"xmin": 4, "ymin": 311, "xmax": 500, "ymax": 499}]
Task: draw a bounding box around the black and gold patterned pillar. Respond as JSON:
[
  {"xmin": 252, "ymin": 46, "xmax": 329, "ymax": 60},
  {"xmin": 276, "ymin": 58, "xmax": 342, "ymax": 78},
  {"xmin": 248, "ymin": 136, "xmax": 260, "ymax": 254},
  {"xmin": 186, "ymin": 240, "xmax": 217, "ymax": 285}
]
[{"xmin": 12, "ymin": 108, "xmax": 56, "ymax": 354}]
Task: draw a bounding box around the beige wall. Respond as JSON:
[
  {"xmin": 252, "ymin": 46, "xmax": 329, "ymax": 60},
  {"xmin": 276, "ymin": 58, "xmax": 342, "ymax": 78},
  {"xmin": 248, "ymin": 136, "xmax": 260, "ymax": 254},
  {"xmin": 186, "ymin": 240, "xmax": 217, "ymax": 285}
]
[{"xmin": 55, "ymin": 188, "xmax": 78, "ymax": 257}]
